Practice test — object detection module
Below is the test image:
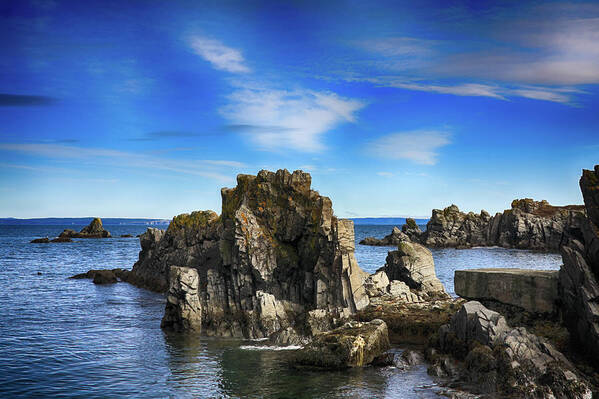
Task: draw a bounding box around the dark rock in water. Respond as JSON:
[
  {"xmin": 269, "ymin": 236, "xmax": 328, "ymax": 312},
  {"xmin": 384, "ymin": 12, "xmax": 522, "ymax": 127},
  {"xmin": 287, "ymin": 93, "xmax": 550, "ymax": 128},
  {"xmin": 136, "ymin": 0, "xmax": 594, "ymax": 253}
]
[
  {"xmin": 431, "ymin": 301, "xmax": 592, "ymax": 398},
  {"xmin": 370, "ymin": 352, "xmax": 395, "ymax": 367},
  {"xmin": 292, "ymin": 319, "xmax": 390, "ymax": 369},
  {"xmin": 132, "ymin": 169, "xmax": 370, "ymax": 340},
  {"xmin": 120, "ymin": 234, "xmax": 133, "ymax": 238},
  {"xmin": 359, "ymin": 226, "xmax": 410, "ymax": 246},
  {"xmin": 361, "ymin": 200, "xmax": 585, "ymax": 251},
  {"xmin": 50, "ymin": 237, "xmax": 73, "ymax": 243},
  {"xmin": 92, "ymin": 270, "xmax": 117, "ymax": 284},
  {"xmin": 560, "ymin": 165, "xmax": 599, "ymax": 367},
  {"xmin": 30, "ymin": 237, "xmax": 50, "ymax": 243},
  {"xmin": 402, "ymin": 218, "xmax": 423, "ymax": 241},
  {"xmin": 36, "ymin": 272, "xmax": 42, "ymax": 275},
  {"xmin": 59, "ymin": 218, "xmax": 111, "ymax": 239}
]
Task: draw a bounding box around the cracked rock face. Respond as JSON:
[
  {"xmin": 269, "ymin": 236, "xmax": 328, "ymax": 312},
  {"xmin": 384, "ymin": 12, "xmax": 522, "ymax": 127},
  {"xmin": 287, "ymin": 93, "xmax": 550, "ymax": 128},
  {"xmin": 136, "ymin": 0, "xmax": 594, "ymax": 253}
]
[
  {"xmin": 560, "ymin": 165, "xmax": 599, "ymax": 366},
  {"xmin": 161, "ymin": 266, "xmax": 202, "ymax": 331},
  {"xmin": 132, "ymin": 169, "xmax": 370, "ymax": 340},
  {"xmin": 436, "ymin": 301, "xmax": 591, "ymax": 398}
]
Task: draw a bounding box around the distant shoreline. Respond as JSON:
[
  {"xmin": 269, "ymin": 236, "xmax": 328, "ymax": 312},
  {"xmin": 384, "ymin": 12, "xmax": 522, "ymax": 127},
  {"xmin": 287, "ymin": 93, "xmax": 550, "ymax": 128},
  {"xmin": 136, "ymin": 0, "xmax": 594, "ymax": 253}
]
[{"xmin": 0, "ymin": 217, "xmax": 428, "ymax": 226}]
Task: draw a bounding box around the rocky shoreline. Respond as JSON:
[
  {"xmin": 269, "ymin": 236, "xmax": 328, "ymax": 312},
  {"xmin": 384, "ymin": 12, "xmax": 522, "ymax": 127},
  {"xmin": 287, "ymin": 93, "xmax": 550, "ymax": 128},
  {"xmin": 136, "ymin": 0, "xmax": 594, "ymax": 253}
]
[
  {"xmin": 71, "ymin": 166, "xmax": 599, "ymax": 398},
  {"xmin": 361, "ymin": 199, "xmax": 585, "ymax": 251}
]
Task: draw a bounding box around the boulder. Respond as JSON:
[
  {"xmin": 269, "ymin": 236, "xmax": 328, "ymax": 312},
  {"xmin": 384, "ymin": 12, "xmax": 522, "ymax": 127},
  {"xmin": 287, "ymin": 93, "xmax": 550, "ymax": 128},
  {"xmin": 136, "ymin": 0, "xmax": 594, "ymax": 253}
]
[
  {"xmin": 382, "ymin": 241, "xmax": 448, "ymax": 299},
  {"xmin": 435, "ymin": 301, "xmax": 591, "ymax": 398},
  {"xmin": 120, "ymin": 234, "xmax": 133, "ymax": 238},
  {"xmin": 30, "ymin": 237, "xmax": 49, "ymax": 243},
  {"xmin": 59, "ymin": 217, "xmax": 111, "ymax": 238},
  {"xmin": 454, "ymin": 268, "xmax": 559, "ymax": 314},
  {"xmin": 359, "ymin": 226, "xmax": 410, "ymax": 246},
  {"xmin": 131, "ymin": 169, "xmax": 370, "ymax": 340},
  {"xmin": 161, "ymin": 266, "xmax": 202, "ymax": 331},
  {"xmin": 292, "ymin": 319, "xmax": 390, "ymax": 369}
]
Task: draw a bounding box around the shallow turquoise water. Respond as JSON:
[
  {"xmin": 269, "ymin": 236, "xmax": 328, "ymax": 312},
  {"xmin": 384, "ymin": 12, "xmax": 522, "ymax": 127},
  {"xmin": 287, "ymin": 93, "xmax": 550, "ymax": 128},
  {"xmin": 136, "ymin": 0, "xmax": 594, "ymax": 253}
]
[{"xmin": 0, "ymin": 224, "xmax": 562, "ymax": 398}]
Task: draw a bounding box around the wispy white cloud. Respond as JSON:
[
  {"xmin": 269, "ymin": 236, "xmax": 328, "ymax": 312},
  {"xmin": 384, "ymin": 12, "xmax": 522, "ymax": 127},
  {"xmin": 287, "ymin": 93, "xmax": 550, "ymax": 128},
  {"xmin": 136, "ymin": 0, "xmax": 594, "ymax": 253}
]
[
  {"xmin": 376, "ymin": 171, "xmax": 394, "ymax": 177},
  {"xmin": 190, "ymin": 37, "xmax": 250, "ymax": 73},
  {"xmin": 390, "ymin": 82, "xmax": 506, "ymax": 100},
  {"xmin": 0, "ymin": 143, "xmax": 244, "ymax": 182},
  {"xmin": 220, "ymin": 87, "xmax": 365, "ymax": 152},
  {"xmin": 367, "ymin": 131, "xmax": 451, "ymax": 165}
]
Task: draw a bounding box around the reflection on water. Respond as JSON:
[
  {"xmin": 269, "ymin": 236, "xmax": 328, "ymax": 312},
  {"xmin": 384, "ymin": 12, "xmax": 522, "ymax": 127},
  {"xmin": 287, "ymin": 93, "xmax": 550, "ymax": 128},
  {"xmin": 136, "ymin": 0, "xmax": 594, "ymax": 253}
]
[{"xmin": 0, "ymin": 225, "xmax": 562, "ymax": 398}]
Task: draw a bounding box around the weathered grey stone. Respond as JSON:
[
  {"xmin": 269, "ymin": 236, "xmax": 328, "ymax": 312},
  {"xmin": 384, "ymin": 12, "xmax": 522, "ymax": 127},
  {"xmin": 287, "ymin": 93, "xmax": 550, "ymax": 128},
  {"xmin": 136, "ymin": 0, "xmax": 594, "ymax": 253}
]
[
  {"xmin": 161, "ymin": 266, "xmax": 202, "ymax": 331},
  {"xmin": 130, "ymin": 169, "xmax": 370, "ymax": 340},
  {"xmin": 363, "ymin": 270, "xmax": 390, "ymax": 297},
  {"xmin": 92, "ymin": 269, "xmax": 117, "ymax": 284},
  {"xmin": 382, "ymin": 241, "xmax": 448, "ymax": 299},
  {"xmin": 361, "ymin": 201, "xmax": 584, "ymax": 251},
  {"xmin": 436, "ymin": 301, "xmax": 592, "ymax": 398},
  {"xmin": 455, "ymin": 268, "xmax": 559, "ymax": 314},
  {"xmin": 293, "ymin": 319, "xmax": 390, "ymax": 369}
]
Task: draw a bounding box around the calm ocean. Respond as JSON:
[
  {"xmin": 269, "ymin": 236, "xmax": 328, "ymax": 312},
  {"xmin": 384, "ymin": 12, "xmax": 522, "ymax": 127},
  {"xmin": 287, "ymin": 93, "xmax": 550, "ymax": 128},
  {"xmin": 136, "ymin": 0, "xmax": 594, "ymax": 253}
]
[{"xmin": 0, "ymin": 224, "xmax": 562, "ymax": 398}]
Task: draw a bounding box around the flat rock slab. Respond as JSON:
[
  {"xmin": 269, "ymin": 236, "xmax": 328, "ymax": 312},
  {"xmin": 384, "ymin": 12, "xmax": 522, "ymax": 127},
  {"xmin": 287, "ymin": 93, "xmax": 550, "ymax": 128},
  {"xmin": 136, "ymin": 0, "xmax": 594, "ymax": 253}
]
[{"xmin": 454, "ymin": 268, "xmax": 558, "ymax": 314}]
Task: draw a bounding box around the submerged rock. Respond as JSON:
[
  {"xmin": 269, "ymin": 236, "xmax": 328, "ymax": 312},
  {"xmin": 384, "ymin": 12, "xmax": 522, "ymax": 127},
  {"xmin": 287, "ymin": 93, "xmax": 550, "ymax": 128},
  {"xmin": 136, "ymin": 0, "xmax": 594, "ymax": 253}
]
[
  {"xmin": 292, "ymin": 319, "xmax": 390, "ymax": 369},
  {"xmin": 30, "ymin": 237, "xmax": 50, "ymax": 243},
  {"xmin": 50, "ymin": 237, "xmax": 73, "ymax": 243},
  {"xmin": 92, "ymin": 270, "xmax": 117, "ymax": 284},
  {"xmin": 59, "ymin": 218, "xmax": 111, "ymax": 239}
]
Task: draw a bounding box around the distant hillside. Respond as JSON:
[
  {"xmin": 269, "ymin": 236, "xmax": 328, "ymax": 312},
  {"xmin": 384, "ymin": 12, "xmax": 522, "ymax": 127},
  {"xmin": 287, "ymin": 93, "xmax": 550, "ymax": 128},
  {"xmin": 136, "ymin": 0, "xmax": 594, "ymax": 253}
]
[
  {"xmin": 351, "ymin": 217, "xmax": 428, "ymax": 226},
  {"xmin": 0, "ymin": 218, "xmax": 170, "ymax": 226}
]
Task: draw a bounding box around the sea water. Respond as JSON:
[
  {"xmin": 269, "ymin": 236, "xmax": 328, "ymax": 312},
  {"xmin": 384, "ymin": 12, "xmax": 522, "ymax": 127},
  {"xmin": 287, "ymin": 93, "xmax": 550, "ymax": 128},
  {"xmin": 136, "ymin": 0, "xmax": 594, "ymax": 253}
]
[{"xmin": 0, "ymin": 225, "xmax": 562, "ymax": 398}]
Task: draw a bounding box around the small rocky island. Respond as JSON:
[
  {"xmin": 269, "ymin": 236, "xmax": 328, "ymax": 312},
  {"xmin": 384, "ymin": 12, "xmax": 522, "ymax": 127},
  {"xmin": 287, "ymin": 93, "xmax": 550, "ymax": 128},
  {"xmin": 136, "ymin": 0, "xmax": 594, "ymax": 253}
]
[
  {"xmin": 31, "ymin": 217, "xmax": 112, "ymax": 243},
  {"xmin": 72, "ymin": 166, "xmax": 599, "ymax": 397},
  {"xmin": 361, "ymin": 199, "xmax": 585, "ymax": 250}
]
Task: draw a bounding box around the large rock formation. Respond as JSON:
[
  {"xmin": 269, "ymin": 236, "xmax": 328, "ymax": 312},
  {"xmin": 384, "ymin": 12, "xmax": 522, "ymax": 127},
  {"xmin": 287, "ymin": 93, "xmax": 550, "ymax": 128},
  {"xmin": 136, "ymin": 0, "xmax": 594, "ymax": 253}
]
[
  {"xmin": 132, "ymin": 169, "xmax": 370, "ymax": 340},
  {"xmin": 560, "ymin": 165, "xmax": 599, "ymax": 366},
  {"xmin": 361, "ymin": 199, "xmax": 584, "ymax": 251},
  {"xmin": 455, "ymin": 268, "xmax": 559, "ymax": 314},
  {"xmin": 59, "ymin": 217, "xmax": 112, "ymax": 238},
  {"xmin": 432, "ymin": 301, "xmax": 591, "ymax": 398}
]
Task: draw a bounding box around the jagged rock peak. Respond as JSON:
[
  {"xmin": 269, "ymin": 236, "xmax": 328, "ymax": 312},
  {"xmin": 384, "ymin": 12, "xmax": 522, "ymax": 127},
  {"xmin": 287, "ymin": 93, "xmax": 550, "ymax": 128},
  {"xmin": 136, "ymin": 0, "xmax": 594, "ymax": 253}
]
[{"xmin": 131, "ymin": 168, "xmax": 369, "ymax": 340}]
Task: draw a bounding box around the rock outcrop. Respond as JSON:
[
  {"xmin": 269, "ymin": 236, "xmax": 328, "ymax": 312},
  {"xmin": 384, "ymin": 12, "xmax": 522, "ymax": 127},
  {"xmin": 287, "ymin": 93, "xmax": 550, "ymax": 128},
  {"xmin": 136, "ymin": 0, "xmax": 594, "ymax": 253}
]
[
  {"xmin": 560, "ymin": 165, "xmax": 599, "ymax": 367},
  {"xmin": 402, "ymin": 218, "xmax": 423, "ymax": 241},
  {"xmin": 455, "ymin": 268, "xmax": 559, "ymax": 314},
  {"xmin": 292, "ymin": 319, "xmax": 390, "ymax": 369},
  {"xmin": 30, "ymin": 237, "xmax": 50, "ymax": 243},
  {"xmin": 381, "ymin": 241, "xmax": 448, "ymax": 300},
  {"xmin": 431, "ymin": 301, "xmax": 591, "ymax": 398},
  {"xmin": 361, "ymin": 200, "xmax": 584, "ymax": 251},
  {"xmin": 132, "ymin": 169, "xmax": 370, "ymax": 341},
  {"xmin": 59, "ymin": 218, "xmax": 111, "ymax": 238},
  {"xmin": 359, "ymin": 226, "xmax": 409, "ymax": 246}
]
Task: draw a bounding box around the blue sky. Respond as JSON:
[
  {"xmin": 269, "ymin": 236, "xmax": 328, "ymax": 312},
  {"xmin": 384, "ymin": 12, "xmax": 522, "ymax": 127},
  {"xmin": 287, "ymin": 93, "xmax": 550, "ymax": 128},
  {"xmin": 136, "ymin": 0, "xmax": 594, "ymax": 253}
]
[{"xmin": 0, "ymin": 0, "xmax": 598, "ymax": 218}]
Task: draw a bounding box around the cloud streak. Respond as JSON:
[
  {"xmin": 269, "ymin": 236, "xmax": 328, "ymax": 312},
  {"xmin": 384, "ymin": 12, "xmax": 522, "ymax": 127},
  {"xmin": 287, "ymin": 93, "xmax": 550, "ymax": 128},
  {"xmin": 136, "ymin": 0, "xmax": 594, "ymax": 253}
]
[
  {"xmin": 0, "ymin": 93, "xmax": 57, "ymax": 106},
  {"xmin": 367, "ymin": 130, "xmax": 451, "ymax": 165},
  {"xmin": 190, "ymin": 37, "xmax": 250, "ymax": 73},
  {"xmin": 220, "ymin": 87, "xmax": 365, "ymax": 152},
  {"xmin": 0, "ymin": 143, "xmax": 245, "ymax": 183}
]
